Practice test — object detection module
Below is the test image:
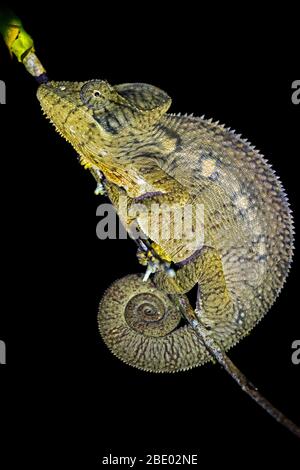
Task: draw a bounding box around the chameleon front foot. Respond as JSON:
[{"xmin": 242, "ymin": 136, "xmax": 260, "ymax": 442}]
[
  {"xmin": 94, "ymin": 181, "xmax": 106, "ymax": 196},
  {"xmin": 91, "ymin": 168, "xmax": 107, "ymax": 196}
]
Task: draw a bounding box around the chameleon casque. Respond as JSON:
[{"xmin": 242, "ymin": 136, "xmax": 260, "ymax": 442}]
[{"xmin": 37, "ymin": 80, "xmax": 294, "ymax": 373}]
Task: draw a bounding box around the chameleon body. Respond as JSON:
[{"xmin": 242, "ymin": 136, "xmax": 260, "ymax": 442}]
[{"xmin": 37, "ymin": 80, "xmax": 294, "ymax": 372}]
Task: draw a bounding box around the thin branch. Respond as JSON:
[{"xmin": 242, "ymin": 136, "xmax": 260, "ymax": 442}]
[
  {"xmin": 177, "ymin": 286, "xmax": 300, "ymax": 439},
  {"xmin": 191, "ymin": 318, "xmax": 300, "ymax": 438}
]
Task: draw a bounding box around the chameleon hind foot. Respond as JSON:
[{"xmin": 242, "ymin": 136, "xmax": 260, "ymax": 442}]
[{"xmin": 136, "ymin": 239, "xmax": 175, "ymax": 281}]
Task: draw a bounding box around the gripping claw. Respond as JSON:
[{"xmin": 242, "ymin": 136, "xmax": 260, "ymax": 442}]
[{"xmin": 143, "ymin": 262, "xmax": 157, "ymax": 282}]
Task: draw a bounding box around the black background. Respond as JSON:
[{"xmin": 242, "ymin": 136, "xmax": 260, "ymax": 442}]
[{"xmin": 0, "ymin": 3, "xmax": 299, "ymax": 466}]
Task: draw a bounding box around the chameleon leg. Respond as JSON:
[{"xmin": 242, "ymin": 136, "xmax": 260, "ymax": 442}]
[{"xmin": 154, "ymin": 246, "xmax": 233, "ymax": 328}]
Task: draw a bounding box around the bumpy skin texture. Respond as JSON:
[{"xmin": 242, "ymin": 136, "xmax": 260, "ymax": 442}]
[
  {"xmin": 37, "ymin": 80, "xmax": 294, "ymax": 372},
  {"xmin": 98, "ymin": 274, "xmax": 211, "ymax": 372}
]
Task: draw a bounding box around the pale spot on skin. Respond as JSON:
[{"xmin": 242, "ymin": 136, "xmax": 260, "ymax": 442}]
[
  {"xmin": 247, "ymin": 209, "xmax": 257, "ymax": 221},
  {"xmin": 201, "ymin": 159, "xmax": 216, "ymax": 177},
  {"xmin": 136, "ymin": 176, "xmax": 147, "ymax": 185},
  {"xmin": 253, "ymin": 224, "xmax": 263, "ymax": 236},
  {"xmin": 257, "ymin": 243, "xmax": 266, "ymax": 256},
  {"xmin": 162, "ymin": 136, "xmax": 177, "ymax": 154},
  {"xmin": 235, "ymin": 195, "xmax": 249, "ymax": 209}
]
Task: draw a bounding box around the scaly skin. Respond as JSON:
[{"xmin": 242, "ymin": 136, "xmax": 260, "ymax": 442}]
[{"xmin": 37, "ymin": 80, "xmax": 294, "ymax": 372}]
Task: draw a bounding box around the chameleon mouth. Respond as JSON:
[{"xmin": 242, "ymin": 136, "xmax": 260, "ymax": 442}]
[
  {"xmin": 37, "ymin": 81, "xmax": 85, "ymax": 122},
  {"xmin": 37, "ymin": 83, "xmax": 72, "ymax": 127},
  {"xmin": 36, "ymin": 82, "xmax": 97, "ymax": 162},
  {"xmin": 37, "ymin": 81, "xmax": 84, "ymax": 98},
  {"xmin": 37, "ymin": 82, "xmax": 63, "ymax": 106}
]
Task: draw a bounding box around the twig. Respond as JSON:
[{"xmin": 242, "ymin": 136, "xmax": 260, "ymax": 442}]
[
  {"xmin": 173, "ymin": 283, "xmax": 300, "ymax": 439},
  {"xmin": 0, "ymin": 8, "xmax": 48, "ymax": 83}
]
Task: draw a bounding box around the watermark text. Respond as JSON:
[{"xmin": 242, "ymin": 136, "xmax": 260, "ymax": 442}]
[
  {"xmin": 0, "ymin": 80, "xmax": 6, "ymax": 104},
  {"xmin": 291, "ymin": 80, "xmax": 300, "ymax": 105},
  {"xmin": 291, "ymin": 340, "xmax": 300, "ymax": 365},
  {"xmin": 0, "ymin": 340, "xmax": 6, "ymax": 364}
]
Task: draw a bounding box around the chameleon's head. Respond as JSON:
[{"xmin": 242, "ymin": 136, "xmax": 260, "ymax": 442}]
[{"xmin": 37, "ymin": 80, "xmax": 171, "ymax": 165}]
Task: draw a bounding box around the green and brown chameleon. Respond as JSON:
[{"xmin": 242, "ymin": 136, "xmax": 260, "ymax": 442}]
[{"xmin": 37, "ymin": 80, "xmax": 294, "ymax": 373}]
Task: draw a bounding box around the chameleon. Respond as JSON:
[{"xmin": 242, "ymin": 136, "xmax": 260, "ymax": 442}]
[{"xmin": 37, "ymin": 79, "xmax": 294, "ymax": 373}]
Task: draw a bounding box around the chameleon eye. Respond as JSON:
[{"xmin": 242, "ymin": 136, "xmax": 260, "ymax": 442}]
[{"xmin": 80, "ymin": 80, "xmax": 106, "ymax": 108}]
